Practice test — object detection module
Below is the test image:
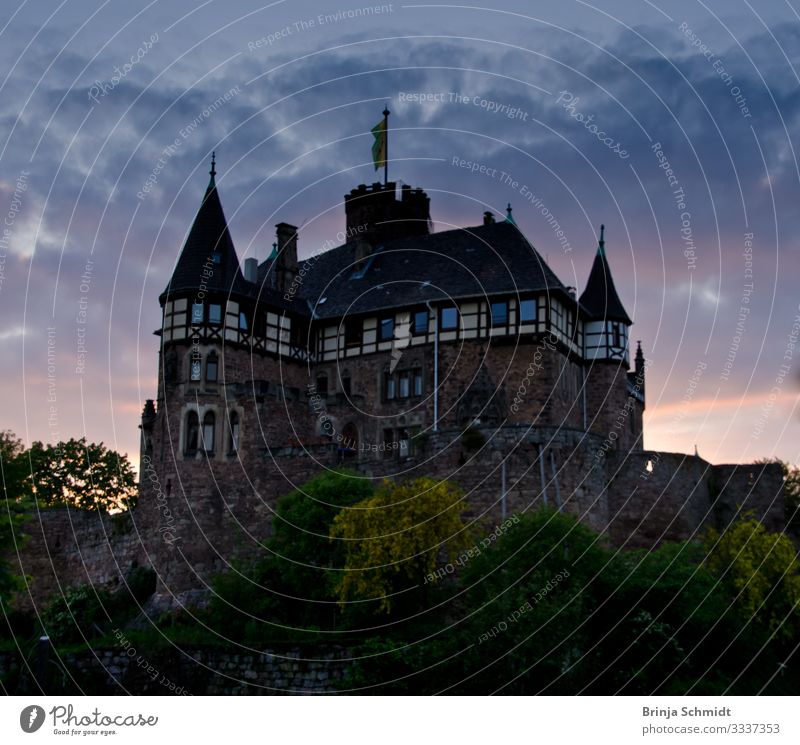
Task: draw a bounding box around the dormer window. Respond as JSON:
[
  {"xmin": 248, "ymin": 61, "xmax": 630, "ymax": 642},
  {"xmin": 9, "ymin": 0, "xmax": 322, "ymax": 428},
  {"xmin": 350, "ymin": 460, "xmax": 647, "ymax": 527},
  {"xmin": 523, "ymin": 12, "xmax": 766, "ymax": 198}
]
[{"xmin": 211, "ymin": 252, "xmax": 222, "ymax": 264}]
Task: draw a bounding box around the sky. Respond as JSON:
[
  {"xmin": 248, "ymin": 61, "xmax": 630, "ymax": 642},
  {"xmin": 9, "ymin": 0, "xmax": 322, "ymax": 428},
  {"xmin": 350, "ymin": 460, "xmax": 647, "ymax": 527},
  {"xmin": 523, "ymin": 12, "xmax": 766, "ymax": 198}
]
[{"xmin": 0, "ymin": 0, "xmax": 799, "ymax": 472}]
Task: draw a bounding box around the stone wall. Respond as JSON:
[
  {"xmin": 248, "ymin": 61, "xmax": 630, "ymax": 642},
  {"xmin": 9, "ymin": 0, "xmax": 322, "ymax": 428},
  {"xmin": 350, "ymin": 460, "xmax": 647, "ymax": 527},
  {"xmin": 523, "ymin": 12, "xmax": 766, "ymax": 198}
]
[{"xmin": 0, "ymin": 645, "xmax": 350, "ymax": 695}]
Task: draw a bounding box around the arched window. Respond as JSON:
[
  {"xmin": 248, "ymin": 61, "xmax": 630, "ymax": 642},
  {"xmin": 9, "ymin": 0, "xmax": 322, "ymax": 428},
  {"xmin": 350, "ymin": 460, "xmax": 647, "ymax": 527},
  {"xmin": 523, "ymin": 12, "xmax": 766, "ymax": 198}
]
[
  {"xmin": 202, "ymin": 411, "xmax": 215, "ymax": 452},
  {"xmin": 190, "ymin": 352, "xmax": 202, "ymax": 382},
  {"xmin": 185, "ymin": 411, "xmax": 199, "ymax": 454},
  {"xmin": 206, "ymin": 352, "xmax": 219, "ymax": 382},
  {"xmin": 228, "ymin": 411, "xmax": 240, "ymax": 454}
]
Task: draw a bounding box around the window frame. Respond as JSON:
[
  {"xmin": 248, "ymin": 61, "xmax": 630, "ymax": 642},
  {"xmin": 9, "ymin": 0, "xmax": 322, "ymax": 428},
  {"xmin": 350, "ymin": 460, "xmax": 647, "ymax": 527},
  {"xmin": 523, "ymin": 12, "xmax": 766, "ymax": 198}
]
[
  {"xmin": 412, "ymin": 310, "xmax": 429, "ymax": 336},
  {"xmin": 519, "ymin": 298, "xmax": 537, "ymax": 324},
  {"xmin": 440, "ymin": 306, "xmax": 459, "ymax": 331},
  {"xmin": 379, "ymin": 316, "xmax": 395, "ymax": 342},
  {"xmin": 490, "ymin": 300, "xmax": 509, "ymax": 327}
]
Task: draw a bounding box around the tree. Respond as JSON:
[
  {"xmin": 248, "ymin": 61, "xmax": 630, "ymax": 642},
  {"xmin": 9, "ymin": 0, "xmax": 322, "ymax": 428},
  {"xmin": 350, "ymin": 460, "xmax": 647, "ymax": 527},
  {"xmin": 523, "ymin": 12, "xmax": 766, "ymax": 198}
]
[
  {"xmin": 28, "ymin": 437, "xmax": 137, "ymax": 511},
  {"xmin": 330, "ymin": 477, "xmax": 473, "ymax": 613},
  {"xmin": 705, "ymin": 515, "xmax": 800, "ymax": 641},
  {"xmin": 209, "ymin": 470, "xmax": 373, "ymax": 635},
  {"xmin": 0, "ymin": 431, "xmax": 33, "ymax": 609}
]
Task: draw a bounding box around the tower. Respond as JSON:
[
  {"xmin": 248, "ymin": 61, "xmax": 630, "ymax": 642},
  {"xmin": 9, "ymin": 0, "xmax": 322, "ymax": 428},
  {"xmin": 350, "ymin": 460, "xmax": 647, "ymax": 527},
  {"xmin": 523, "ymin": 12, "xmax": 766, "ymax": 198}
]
[{"xmin": 579, "ymin": 226, "xmax": 642, "ymax": 450}]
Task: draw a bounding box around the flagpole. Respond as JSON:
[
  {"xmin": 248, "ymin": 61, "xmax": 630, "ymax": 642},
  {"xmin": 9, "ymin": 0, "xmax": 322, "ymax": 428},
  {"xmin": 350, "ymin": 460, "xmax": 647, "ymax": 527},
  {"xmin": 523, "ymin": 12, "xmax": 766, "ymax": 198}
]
[{"xmin": 383, "ymin": 105, "xmax": 390, "ymax": 187}]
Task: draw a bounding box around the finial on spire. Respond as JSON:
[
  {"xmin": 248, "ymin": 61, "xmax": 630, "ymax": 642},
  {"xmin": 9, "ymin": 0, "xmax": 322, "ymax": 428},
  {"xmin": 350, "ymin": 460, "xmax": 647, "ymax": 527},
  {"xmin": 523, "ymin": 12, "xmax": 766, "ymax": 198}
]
[
  {"xmin": 208, "ymin": 151, "xmax": 217, "ymax": 188},
  {"xmin": 383, "ymin": 103, "xmax": 390, "ymax": 117},
  {"xmin": 505, "ymin": 203, "xmax": 515, "ymax": 224}
]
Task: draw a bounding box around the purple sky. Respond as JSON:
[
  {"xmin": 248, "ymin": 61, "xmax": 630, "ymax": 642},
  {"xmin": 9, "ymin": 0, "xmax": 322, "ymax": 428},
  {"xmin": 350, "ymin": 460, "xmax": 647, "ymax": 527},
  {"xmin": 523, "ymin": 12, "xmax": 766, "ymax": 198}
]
[{"xmin": 1, "ymin": 0, "xmax": 799, "ymax": 472}]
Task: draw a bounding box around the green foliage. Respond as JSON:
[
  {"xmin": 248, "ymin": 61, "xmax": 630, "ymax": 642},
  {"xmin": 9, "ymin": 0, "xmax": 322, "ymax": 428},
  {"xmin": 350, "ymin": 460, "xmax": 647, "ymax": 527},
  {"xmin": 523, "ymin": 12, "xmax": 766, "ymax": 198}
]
[
  {"xmin": 29, "ymin": 437, "xmax": 137, "ymax": 511},
  {"xmin": 208, "ymin": 470, "xmax": 373, "ymax": 638},
  {"xmin": 330, "ymin": 477, "xmax": 473, "ymax": 613},
  {"xmin": 705, "ymin": 514, "xmax": 800, "ymax": 640},
  {"xmin": 0, "ymin": 431, "xmax": 33, "ymax": 606}
]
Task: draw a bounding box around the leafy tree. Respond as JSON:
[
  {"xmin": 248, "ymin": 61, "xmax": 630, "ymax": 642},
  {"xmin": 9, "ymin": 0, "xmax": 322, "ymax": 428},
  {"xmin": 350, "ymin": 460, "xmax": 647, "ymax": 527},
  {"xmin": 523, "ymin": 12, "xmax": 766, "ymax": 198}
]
[
  {"xmin": 330, "ymin": 477, "xmax": 473, "ymax": 613},
  {"xmin": 705, "ymin": 514, "xmax": 800, "ymax": 640},
  {"xmin": 209, "ymin": 470, "xmax": 373, "ymax": 635},
  {"xmin": 0, "ymin": 431, "xmax": 32, "ymax": 609},
  {"xmin": 28, "ymin": 437, "xmax": 137, "ymax": 511}
]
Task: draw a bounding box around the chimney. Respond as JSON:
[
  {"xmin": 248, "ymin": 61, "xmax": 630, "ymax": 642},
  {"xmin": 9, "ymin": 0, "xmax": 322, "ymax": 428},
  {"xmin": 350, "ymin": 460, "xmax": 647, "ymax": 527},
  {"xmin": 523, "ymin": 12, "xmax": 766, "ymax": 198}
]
[
  {"xmin": 243, "ymin": 258, "xmax": 258, "ymax": 283},
  {"xmin": 483, "ymin": 211, "xmax": 495, "ymax": 226},
  {"xmin": 275, "ymin": 222, "xmax": 298, "ymax": 291}
]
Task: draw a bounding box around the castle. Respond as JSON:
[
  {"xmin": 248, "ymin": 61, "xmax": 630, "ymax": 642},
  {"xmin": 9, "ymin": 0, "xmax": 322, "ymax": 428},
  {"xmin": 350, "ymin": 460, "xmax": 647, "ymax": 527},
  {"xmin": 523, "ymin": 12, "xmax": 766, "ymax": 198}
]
[{"xmin": 14, "ymin": 156, "xmax": 785, "ymax": 610}]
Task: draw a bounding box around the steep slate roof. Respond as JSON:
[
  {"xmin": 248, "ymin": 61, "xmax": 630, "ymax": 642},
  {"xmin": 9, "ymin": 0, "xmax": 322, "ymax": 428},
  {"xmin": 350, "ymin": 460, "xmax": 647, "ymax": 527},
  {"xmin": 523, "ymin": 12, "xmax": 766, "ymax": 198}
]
[
  {"xmin": 578, "ymin": 226, "xmax": 632, "ymax": 325},
  {"xmin": 160, "ymin": 159, "xmax": 249, "ymax": 303},
  {"xmin": 294, "ymin": 221, "xmax": 570, "ymax": 319}
]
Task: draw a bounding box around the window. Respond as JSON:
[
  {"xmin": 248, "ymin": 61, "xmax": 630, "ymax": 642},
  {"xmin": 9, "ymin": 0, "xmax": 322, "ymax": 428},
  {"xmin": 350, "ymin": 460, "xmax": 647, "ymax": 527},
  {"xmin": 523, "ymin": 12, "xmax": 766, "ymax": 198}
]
[
  {"xmin": 413, "ymin": 367, "xmax": 423, "ymax": 396},
  {"xmin": 205, "ymin": 352, "xmax": 218, "ymax": 382},
  {"xmin": 342, "ymin": 372, "xmax": 352, "ymax": 396},
  {"xmin": 316, "ymin": 374, "xmax": 328, "ymax": 397},
  {"xmin": 202, "ymin": 411, "xmax": 215, "ymax": 452},
  {"xmin": 239, "ymin": 311, "xmax": 249, "ymax": 331},
  {"xmin": 413, "ymin": 310, "xmax": 428, "ymax": 335},
  {"xmin": 191, "ymin": 303, "xmax": 204, "ymax": 324},
  {"xmin": 384, "ymin": 372, "xmax": 396, "ymax": 400},
  {"xmin": 379, "ymin": 317, "xmax": 395, "ymax": 342},
  {"xmin": 190, "ymin": 353, "xmax": 202, "ymax": 382},
  {"xmin": 211, "ymin": 252, "xmax": 221, "ymax": 264},
  {"xmin": 382, "ymin": 429, "xmax": 395, "ymax": 459},
  {"xmin": 519, "ymin": 299, "xmax": 536, "ymax": 323},
  {"xmin": 399, "ymin": 371, "xmax": 410, "ymax": 398},
  {"xmin": 209, "ymin": 304, "xmax": 222, "ymax": 325},
  {"xmin": 185, "ymin": 411, "xmax": 199, "ymax": 454},
  {"xmin": 491, "ymin": 301, "xmax": 508, "ymax": 327},
  {"xmin": 441, "ymin": 306, "xmax": 458, "ymax": 330},
  {"xmin": 228, "ymin": 411, "xmax": 240, "ymax": 453},
  {"xmin": 344, "ymin": 318, "xmax": 362, "ymax": 346},
  {"xmin": 398, "ymin": 429, "xmax": 410, "ymax": 459},
  {"xmin": 612, "ymin": 322, "xmax": 622, "ymax": 348}
]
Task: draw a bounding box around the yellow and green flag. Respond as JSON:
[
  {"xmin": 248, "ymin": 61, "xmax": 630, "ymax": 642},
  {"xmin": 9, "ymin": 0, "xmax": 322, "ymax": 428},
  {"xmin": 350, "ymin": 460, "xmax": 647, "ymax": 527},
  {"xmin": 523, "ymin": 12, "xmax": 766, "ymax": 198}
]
[{"xmin": 371, "ymin": 118, "xmax": 386, "ymax": 171}]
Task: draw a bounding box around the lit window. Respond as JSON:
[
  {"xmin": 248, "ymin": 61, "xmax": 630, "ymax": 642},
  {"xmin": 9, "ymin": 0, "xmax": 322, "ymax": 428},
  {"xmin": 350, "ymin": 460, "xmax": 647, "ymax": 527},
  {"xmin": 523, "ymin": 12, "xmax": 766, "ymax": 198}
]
[
  {"xmin": 385, "ymin": 373, "xmax": 396, "ymax": 400},
  {"xmin": 379, "ymin": 317, "xmax": 394, "ymax": 341},
  {"xmin": 191, "ymin": 304, "xmax": 204, "ymax": 324},
  {"xmin": 211, "ymin": 252, "xmax": 221, "ymax": 264},
  {"xmin": 202, "ymin": 411, "xmax": 215, "ymax": 452},
  {"xmin": 185, "ymin": 411, "xmax": 199, "ymax": 454},
  {"xmin": 209, "ymin": 304, "xmax": 222, "ymax": 325},
  {"xmin": 206, "ymin": 353, "xmax": 218, "ymax": 382},
  {"xmin": 413, "ymin": 367, "xmax": 423, "ymax": 396},
  {"xmin": 190, "ymin": 354, "xmax": 202, "ymax": 382},
  {"xmin": 519, "ymin": 299, "xmax": 536, "ymax": 323},
  {"xmin": 399, "ymin": 372, "xmax": 410, "ymax": 398},
  {"xmin": 228, "ymin": 411, "xmax": 240, "ymax": 453},
  {"xmin": 413, "ymin": 310, "xmax": 428, "ymax": 335},
  {"xmin": 441, "ymin": 307, "xmax": 458, "ymax": 330},
  {"xmin": 491, "ymin": 301, "xmax": 508, "ymax": 327}
]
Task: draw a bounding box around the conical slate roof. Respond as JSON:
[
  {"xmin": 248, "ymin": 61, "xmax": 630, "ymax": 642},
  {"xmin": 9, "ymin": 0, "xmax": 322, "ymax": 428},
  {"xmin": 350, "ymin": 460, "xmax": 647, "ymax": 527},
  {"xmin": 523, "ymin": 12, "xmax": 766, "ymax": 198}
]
[
  {"xmin": 161, "ymin": 155, "xmax": 246, "ymax": 302},
  {"xmin": 579, "ymin": 225, "xmax": 631, "ymax": 324}
]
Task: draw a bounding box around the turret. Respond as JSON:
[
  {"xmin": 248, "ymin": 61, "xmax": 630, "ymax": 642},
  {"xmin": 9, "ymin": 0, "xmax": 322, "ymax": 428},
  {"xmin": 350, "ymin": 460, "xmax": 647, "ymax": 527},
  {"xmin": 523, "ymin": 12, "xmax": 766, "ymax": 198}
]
[
  {"xmin": 579, "ymin": 225, "xmax": 632, "ymax": 366},
  {"xmin": 343, "ymin": 182, "xmax": 431, "ymax": 253}
]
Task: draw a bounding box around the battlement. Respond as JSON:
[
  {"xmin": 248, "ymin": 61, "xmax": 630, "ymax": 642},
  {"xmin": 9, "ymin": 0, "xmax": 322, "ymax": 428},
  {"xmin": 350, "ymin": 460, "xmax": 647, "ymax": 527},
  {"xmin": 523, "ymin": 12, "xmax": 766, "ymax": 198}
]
[{"xmin": 344, "ymin": 181, "xmax": 431, "ymax": 248}]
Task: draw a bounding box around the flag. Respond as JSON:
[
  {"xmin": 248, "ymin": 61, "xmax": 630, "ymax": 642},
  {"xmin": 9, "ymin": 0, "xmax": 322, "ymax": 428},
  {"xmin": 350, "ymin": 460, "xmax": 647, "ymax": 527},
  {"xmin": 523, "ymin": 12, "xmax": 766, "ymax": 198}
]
[{"xmin": 371, "ymin": 119, "xmax": 386, "ymax": 171}]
